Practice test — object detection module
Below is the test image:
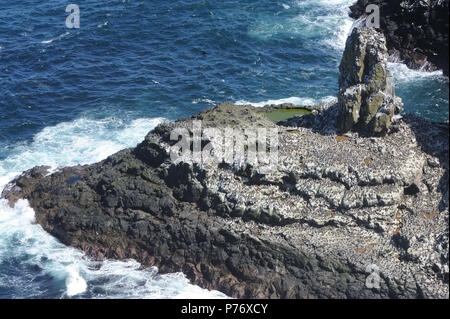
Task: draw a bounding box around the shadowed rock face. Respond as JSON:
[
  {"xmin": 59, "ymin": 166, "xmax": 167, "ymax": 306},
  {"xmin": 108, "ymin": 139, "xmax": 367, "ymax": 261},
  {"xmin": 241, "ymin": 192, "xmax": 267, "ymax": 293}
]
[
  {"xmin": 337, "ymin": 27, "xmax": 403, "ymax": 135},
  {"xmin": 349, "ymin": 0, "xmax": 449, "ymax": 76},
  {"xmin": 2, "ymin": 101, "xmax": 449, "ymax": 299}
]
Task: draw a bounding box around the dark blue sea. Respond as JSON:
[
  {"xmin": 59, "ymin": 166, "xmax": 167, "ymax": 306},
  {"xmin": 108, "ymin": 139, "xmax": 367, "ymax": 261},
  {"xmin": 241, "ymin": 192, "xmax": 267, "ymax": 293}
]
[{"xmin": 0, "ymin": 0, "xmax": 448, "ymax": 298}]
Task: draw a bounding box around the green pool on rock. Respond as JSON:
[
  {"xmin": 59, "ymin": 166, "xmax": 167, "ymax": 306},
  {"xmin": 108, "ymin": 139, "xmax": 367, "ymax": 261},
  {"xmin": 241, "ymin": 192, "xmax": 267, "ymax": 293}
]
[{"xmin": 260, "ymin": 108, "xmax": 312, "ymax": 123}]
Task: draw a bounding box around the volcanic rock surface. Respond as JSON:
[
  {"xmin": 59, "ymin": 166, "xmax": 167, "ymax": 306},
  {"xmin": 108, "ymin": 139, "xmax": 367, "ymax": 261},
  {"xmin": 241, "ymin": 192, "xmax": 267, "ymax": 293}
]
[{"xmin": 2, "ymin": 101, "xmax": 448, "ymax": 298}]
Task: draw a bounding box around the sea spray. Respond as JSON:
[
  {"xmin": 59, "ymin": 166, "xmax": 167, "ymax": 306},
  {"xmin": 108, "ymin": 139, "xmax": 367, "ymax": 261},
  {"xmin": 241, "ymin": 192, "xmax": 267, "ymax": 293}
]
[{"xmin": 0, "ymin": 115, "xmax": 227, "ymax": 298}]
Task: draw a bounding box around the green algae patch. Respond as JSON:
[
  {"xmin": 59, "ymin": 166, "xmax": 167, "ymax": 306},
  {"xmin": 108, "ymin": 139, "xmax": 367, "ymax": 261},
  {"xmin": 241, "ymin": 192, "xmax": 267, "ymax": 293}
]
[{"xmin": 260, "ymin": 108, "xmax": 312, "ymax": 123}]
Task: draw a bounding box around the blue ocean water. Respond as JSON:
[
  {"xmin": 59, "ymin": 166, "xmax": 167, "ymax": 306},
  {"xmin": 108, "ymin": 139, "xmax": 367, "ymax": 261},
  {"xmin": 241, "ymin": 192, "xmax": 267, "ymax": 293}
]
[{"xmin": 0, "ymin": 0, "xmax": 448, "ymax": 298}]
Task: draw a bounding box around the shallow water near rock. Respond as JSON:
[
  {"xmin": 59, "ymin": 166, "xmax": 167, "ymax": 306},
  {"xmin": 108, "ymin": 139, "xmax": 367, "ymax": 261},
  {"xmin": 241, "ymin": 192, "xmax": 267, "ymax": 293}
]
[
  {"xmin": 0, "ymin": 0, "xmax": 448, "ymax": 299},
  {"xmin": 260, "ymin": 108, "xmax": 312, "ymax": 122}
]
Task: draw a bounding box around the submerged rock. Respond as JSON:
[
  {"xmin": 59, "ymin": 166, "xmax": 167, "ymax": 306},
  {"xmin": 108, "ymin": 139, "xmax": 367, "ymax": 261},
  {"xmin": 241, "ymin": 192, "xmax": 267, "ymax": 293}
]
[{"xmin": 337, "ymin": 26, "xmax": 403, "ymax": 135}]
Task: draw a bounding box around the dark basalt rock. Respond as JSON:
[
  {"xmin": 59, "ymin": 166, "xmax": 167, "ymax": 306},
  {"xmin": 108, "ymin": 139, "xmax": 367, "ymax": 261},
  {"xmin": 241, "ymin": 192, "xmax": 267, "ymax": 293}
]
[
  {"xmin": 349, "ymin": 0, "xmax": 449, "ymax": 76},
  {"xmin": 1, "ymin": 101, "xmax": 448, "ymax": 298}
]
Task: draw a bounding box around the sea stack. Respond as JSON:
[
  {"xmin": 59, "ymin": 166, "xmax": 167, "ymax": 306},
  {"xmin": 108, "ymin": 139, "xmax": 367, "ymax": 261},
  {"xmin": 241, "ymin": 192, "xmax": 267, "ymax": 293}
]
[{"xmin": 337, "ymin": 26, "xmax": 403, "ymax": 135}]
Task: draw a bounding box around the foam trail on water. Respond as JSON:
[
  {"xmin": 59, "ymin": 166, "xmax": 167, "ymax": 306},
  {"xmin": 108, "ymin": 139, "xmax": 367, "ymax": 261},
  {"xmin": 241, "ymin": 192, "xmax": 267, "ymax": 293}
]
[
  {"xmin": 41, "ymin": 32, "xmax": 70, "ymax": 44},
  {"xmin": 0, "ymin": 115, "xmax": 228, "ymax": 299}
]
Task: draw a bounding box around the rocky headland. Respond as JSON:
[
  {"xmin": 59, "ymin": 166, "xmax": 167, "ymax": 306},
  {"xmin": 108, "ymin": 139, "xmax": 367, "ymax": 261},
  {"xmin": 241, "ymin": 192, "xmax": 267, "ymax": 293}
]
[
  {"xmin": 349, "ymin": 0, "xmax": 449, "ymax": 75},
  {"xmin": 2, "ymin": 26, "xmax": 449, "ymax": 298}
]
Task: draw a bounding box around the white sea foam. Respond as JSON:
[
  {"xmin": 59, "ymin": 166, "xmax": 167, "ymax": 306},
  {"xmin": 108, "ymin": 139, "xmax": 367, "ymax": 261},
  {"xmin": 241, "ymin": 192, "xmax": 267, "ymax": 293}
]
[
  {"xmin": 314, "ymin": 0, "xmax": 355, "ymax": 51},
  {"xmin": 97, "ymin": 21, "xmax": 109, "ymax": 28},
  {"xmin": 249, "ymin": 0, "xmax": 354, "ymax": 52},
  {"xmin": 0, "ymin": 117, "xmax": 166, "ymax": 177},
  {"xmin": 41, "ymin": 32, "xmax": 70, "ymax": 44},
  {"xmin": 66, "ymin": 265, "xmax": 88, "ymax": 297},
  {"xmin": 192, "ymin": 98, "xmax": 215, "ymax": 105},
  {"xmin": 388, "ymin": 62, "xmax": 446, "ymax": 84},
  {"xmin": 0, "ymin": 197, "xmax": 86, "ymax": 298},
  {"xmin": 0, "ymin": 115, "xmax": 228, "ymax": 298},
  {"xmin": 81, "ymin": 260, "xmax": 228, "ymax": 299},
  {"xmin": 235, "ymin": 95, "xmax": 335, "ymax": 107},
  {"xmin": 0, "ymin": 196, "xmax": 228, "ymax": 299}
]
